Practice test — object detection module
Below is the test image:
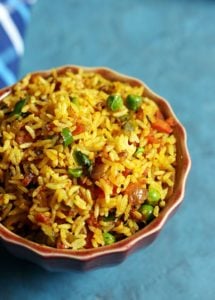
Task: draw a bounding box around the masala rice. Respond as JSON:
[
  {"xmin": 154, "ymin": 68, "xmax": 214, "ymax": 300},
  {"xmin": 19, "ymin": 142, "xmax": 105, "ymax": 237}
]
[{"xmin": 0, "ymin": 68, "xmax": 176, "ymax": 250}]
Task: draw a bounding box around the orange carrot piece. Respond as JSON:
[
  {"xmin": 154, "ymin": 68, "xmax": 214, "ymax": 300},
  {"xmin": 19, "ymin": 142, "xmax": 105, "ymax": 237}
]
[
  {"xmin": 152, "ymin": 119, "xmax": 173, "ymax": 134},
  {"xmin": 147, "ymin": 135, "xmax": 159, "ymax": 144}
]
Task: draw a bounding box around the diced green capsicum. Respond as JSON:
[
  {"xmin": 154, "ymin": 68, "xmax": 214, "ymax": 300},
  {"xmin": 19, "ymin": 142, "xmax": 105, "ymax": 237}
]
[
  {"xmin": 11, "ymin": 99, "xmax": 26, "ymax": 116},
  {"xmin": 73, "ymin": 150, "xmax": 92, "ymax": 172},
  {"xmin": 61, "ymin": 128, "xmax": 73, "ymax": 147},
  {"xmin": 68, "ymin": 167, "xmax": 83, "ymax": 178}
]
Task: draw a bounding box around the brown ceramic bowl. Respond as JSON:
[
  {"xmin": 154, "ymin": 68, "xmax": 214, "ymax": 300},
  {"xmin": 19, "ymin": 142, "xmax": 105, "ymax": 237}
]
[{"xmin": 0, "ymin": 66, "xmax": 191, "ymax": 271}]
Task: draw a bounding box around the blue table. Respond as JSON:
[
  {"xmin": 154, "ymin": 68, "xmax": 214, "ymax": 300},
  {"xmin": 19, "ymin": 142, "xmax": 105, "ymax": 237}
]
[{"xmin": 1, "ymin": 0, "xmax": 215, "ymax": 299}]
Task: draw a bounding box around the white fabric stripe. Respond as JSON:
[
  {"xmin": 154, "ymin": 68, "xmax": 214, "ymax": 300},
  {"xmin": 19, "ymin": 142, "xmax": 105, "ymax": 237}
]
[{"xmin": 0, "ymin": 3, "xmax": 24, "ymax": 55}]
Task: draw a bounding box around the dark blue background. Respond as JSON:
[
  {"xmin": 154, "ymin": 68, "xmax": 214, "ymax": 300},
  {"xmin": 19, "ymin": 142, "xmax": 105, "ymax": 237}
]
[{"xmin": 1, "ymin": 0, "xmax": 215, "ymax": 299}]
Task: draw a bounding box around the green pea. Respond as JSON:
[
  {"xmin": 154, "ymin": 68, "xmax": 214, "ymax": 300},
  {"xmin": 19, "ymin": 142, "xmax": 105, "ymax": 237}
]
[
  {"xmin": 147, "ymin": 187, "xmax": 161, "ymax": 205},
  {"xmin": 61, "ymin": 128, "xmax": 73, "ymax": 147},
  {"xmin": 140, "ymin": 204, "xmax": 154, "ymax": 221},
  {"xmin": 125, "ymin": 94, "xmax": 143, "ymax": 111},
  {"xmin": 103, "ymin": 232, "xmax": 116, "ymax": 245},
  {"xmin": 107, "ymin": 94, "xmax": 123, "ymax": 111},
  {"xmin": 68, "ymin": 167, "xmax": 83, "ymax": 178}
]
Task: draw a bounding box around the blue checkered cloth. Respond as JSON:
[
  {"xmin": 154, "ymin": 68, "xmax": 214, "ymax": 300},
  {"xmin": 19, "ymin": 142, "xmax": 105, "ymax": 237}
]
[{"xmin": 0, "ymin": 0, "xmax": 35, "ymax": 88}]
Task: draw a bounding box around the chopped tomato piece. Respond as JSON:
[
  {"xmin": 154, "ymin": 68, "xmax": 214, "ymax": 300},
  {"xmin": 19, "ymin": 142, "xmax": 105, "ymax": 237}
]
[
  {"xmin": 122, "ymin": 168, "xmax": 132, "ymax": 177},
  {"xmin": 35, "ymin": 213, "xmax": 50, "ymax": 224},
  {"xmin": 73, "ymin": 123, "xmax": 85, "ymax": 135}
]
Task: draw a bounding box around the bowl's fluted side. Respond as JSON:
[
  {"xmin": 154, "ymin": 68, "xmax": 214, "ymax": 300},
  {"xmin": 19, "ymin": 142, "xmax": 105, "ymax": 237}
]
[{"xmin": 0, "ymin": 223, "xmax": 160, "ymax": 271}]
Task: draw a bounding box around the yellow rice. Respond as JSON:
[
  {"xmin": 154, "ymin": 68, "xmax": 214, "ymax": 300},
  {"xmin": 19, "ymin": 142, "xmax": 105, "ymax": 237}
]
[{"xmin": 0, "ymin": 68, "xmax": 176, "ymax": 249}]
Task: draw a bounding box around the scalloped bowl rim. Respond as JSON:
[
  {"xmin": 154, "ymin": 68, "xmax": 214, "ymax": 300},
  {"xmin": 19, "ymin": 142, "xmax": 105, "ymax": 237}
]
[{"xmin": 0, "ymin": 65, "xmax": 191, "ymax": 261}]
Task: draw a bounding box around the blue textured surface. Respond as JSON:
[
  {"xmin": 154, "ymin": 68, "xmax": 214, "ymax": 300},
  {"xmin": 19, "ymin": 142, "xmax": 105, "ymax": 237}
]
[{"xmin": 0, "ymin": 0, "xmax": 215, "ymax": 299}]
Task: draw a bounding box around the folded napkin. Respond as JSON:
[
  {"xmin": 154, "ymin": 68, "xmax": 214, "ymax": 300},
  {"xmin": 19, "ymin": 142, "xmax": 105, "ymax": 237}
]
[{"xmin": 0, "ymin": 0, "xmax": 35, "ymax": 88}]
